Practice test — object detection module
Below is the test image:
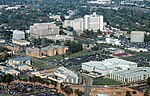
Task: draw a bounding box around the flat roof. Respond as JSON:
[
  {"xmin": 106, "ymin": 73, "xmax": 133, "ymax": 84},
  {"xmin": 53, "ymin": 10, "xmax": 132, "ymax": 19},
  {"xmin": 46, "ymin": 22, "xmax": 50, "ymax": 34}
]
[
  {"xmin": 56, "ymin": 67, "xmax": 78, "ymax": 78},
  {"xmin": 82, "ymin": 58, "xmax": 137, "ymax": 70},
  {"xmin": 112, "ymin": 67, "xmax": 150, "ymax": 77},
  {"xmin": 9, "ymin": 56, "xmax": 30, "ymax": 61},
  {"xmin": 26, "ymin": 47, "xmax": 40, "ymax": 52}
]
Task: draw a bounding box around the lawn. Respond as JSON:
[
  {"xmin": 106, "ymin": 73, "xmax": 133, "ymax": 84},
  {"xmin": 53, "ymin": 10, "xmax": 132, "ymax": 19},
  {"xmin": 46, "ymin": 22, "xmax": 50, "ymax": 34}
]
[
  {"xmin": 39, "ymin": 55, "xmax": 64, "ymax": 61},
  {"xmin": 32, "ymin": 61, "xmax": 49, "ymax": 68},
  {"xmin": 39, "ymin": 50, "xmax": 92, "ymax": 61},
  {"xmin": 67, "ymin": 50, "xmax": 92, "ymax": 58},
  {"xmin": 93, "ymin": 78, "xmax": 123, "ymax": 85}
]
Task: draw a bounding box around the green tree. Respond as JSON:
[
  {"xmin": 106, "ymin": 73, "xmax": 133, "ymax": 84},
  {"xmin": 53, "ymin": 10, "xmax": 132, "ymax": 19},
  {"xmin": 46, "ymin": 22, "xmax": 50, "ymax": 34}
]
[
  {"xmin": 147, "ymin": 77, "xmax": 150, "ymax": 86},
  {"xmin": 126, "ymin": 91, "xmax": 132, "ymax": 96},
  {"xmin": 144, "ymin": 90, "xmax": 149, "ymax": 96}
]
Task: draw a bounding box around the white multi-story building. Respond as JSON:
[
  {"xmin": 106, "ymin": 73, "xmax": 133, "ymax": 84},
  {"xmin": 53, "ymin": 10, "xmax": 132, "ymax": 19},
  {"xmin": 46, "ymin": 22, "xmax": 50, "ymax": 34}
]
[
  {"xmin": 29, "ymin": 23, "xmax": 59, "ymax": 38},
  {"xmin": 130, "ymin": 31, "xmax": 145, "ymax": 43},
  {"xmin": 12, "ymin": 30, "xmax": 25, "ymax": 40},
  {"xmin": 89, "ymin": 0, "xmax": 111, "ymax": 4},
  {"xmin": 63, "ymin": 18, "xmax": 84, "ymax": 32},
  {"xmin": 82, "ymin": 58, "xmax": 137, "ymax": 76},
  {"xmin": 110, "ymin": 67, "xmax": 150, "ymax": 83},
  {"xmin": 84, "ymin": 12, "xmax": 103, "ymax": 31}
]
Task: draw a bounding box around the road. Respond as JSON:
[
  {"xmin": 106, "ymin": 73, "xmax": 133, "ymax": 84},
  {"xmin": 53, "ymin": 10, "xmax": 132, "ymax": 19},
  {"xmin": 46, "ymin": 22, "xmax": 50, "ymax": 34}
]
[{"xmin": 77, "ymin": 73, "xmax": 93, "ymax": 96}]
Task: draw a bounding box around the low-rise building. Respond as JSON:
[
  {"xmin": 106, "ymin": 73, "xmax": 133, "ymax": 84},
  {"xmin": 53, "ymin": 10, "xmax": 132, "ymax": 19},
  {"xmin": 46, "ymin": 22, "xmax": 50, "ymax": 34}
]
[
  {"xmin": 110, "ymin": 67, "xmax": 150, "ymax": 83},
  {"xmin": 31, "ymin": 67, "xmax": 80, "ymax": 84},
  {"xmin": 12, "ymin": 39, "xmax": 30, "ymax": 46},
  {"xmin": 0, "ymin": 39, "xmax": 5, "ymax": 43},
  {"xmin": 14, "ymin": 63, "xmax": 32, "ymax": 71},
  {"xmin": 1, "ymin": 67, "xmax": 20, "ymax": 75},
  {"xmin": 82, "ymin": 58, "xmax": 137, "ymax": 76},
  {"xmin": 26, "ymin": 45, "xmax": 68, "ymax": 58},
  {"xmin": 105, "ymin": 38, "xmax": 121, "ymax": 46},
  {"xmin": 7, "ymin": 56, "xmax": 31, "ymax": 66},
  {"xmin": 26, "ymin": 47, "xmax": 41, "ymax": 58},
  {"xmin": 46, "ymin": 35, "xmax": 74, "ymax": 42},
  {"xmin": 82, "ymin": 44, "xmax": 94, "ymax": 50}
]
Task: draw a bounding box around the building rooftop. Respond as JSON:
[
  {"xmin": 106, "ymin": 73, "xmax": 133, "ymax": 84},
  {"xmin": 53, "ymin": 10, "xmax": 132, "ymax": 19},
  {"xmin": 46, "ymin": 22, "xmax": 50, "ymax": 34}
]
[
  {"xmin": 112, "ymin": 67, "xmax": 150, "ymax": 77},
  {"xmin": 9, "ymin": 56, "xmax": 30, "ymax": 62},
  {"xmin": 82, "ymin": 58, "xmax": 137, "ymax": 70},
  {"xmin": 56, "ymin": 67, "xmax": 78, "ymax": 78},
  {"xmin": 12, "ymin": 39, "xmax": 30, "ymax": 43},
  {"xmin": 26, "ymin": 47, "xmax": 40, "ymax": 52},
  {"xmin": 15, "ymin": 63, "xmax": 28, "ymax": 67},
  {"xmin": 13, "ymin": 30, "xmax": 24, "ymax": 34}
]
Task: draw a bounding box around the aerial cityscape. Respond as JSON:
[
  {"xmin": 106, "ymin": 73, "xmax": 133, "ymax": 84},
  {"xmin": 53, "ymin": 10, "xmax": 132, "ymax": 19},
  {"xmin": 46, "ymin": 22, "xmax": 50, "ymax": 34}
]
[{"xmin": 0, "ymin": 0, "xmax": 150, "ymax": 96}]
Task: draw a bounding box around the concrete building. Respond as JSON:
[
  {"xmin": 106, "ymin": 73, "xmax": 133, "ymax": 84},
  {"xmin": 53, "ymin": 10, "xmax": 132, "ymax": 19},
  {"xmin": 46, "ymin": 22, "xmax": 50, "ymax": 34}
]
[
  {"xmin": 105, "ymin": 38, "xmax": 121, "ymax": 46},
  {"xmin": 130, "ymin": 31, "xmax": 145, "ymax": 42},
  {"xmin": 1, "ymin": 67, "xmax": 20, "ymax": 75},
  {"xmin": 110, "ymin": 67, "xmax": 150, "ymax": 83},
  {"xmin": 31, "ymin": 67, "xmax": 80, "ymax": 84},
  {"xmin": 7, "ymin": 57, "xmax": 31, "ymax": 66},
  {"xmin": 88, "ymin": 0, "xmax": 111, "ymax": 4},
  {"xmin": 82, "ymin": 44, "xmax": 95, "ymax": 50},
  {"xmin": 84, "ymin": 12, "xmax": 103, "ymax": 31},
  {"xmin": 14, "ymin": 63, "xmax": 32, "ymax": 71},
  {"xmin": 12, "ymin": 39, "xmax": 30, "ymax": 46},
  {"xmin": 41, "ymin": 45, "xmax": 68, "ymax": 56},
  {"xmin": 53, "ymin": 67, "xmax": 79, "ymax": 84},
  {"xmin": 127, "ymin": 47, "xmax": 148, "ymax": 52},
  {"xmin": 29, "ymin": 23, "xmax": 59, "ymax": 38},
  {"xmin": 82, "ymin": 58, "xmax": 137, "ymax": 76},
  {"xmin": 26, "ymin": 47, "xmax": 42, "ymax": 58},
  {"xmin": 63, "ymin": 18, "xmax": 84, "ymax": 32},
  {"xmin": 46, "ymin": 35, "xmax": 74, "ymax": 42},
  {"xmin": 26, "ymin": 45, "xmax": 68, "ymax": 58},
  {"xmin": 12, "ymin": 30, "xmax": 25, "ymax": 40}
]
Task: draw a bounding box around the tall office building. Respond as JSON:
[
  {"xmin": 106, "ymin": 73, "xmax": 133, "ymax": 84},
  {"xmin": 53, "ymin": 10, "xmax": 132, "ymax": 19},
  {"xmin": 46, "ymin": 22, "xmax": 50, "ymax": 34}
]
[
  {"xmin": 12, "ymin": 30, "xmax": 25, "ymax": 40},
  {"xmin": 84, "ymin": 12, "xmax": 103, "ymax": 31},
  {"xmin": 63, "ymin": 18, "xmax": 84, "ymax": 31}
]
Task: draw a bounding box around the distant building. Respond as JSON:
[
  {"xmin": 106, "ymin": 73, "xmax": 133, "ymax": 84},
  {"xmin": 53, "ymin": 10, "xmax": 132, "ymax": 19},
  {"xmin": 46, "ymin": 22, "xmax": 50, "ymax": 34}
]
[
  {"xmin": 84, "ymin": 13, "xmax": 103, "ymax": 31},
  {"xmin": 12, "ymin": 30, "xmax": 25, "ymax": 40},
  {"xmin": 104, "ymin": 48, "xmax": 128, "ymax": 57},
  {"xmin": 82, "ymin": 58, "xmax": 137, "ymax": 76},
  {"xmin": 26, "ymin": 45, "xmax": 68, "ymax": 58},
  {"xmin": 7, "ymin": 56, "xmax": 31, "ymax": 66},
  {"xmin": 29, "ymin": 23, "xmax": 59, "ymax": 38},
  {"xmin": 53, "ymin": 67, "xmax": 79, "ymax": 84},
  {"xmin": 0, "ymin": 66, "xmax": 20, "ymax": 75},
  {"xmin": 26, "ymin": 47, "xmax": 42, "ymax": 58},
  {"xmin": 130, "ymin": 31, "xmax": 145, "ymax": 42},
  {"xmin": 88, "ymin": 0, "xmax": 111, "ymax": 4},
  {"xmin": 127, "ymin": 47, "xmax": 148, "ymax": 52},
  {"xmin": 105, "ymin": 38, "xmax": 121, "ymax": 46},
  {"xmin": 82, "ymin": 44, "xmax": 94, "ymax": 50},
  {"xmin": 14, "ymin": 63, "xmax": 32, "ymax": 71},
  {"xmin": 46, "ymin": 35, "xmax": 74, "ymax": 42},
  {"xmin": 0, "ymin": 39, "xmax": 5, "ymax": 43},
  {"xmin": 32, "ymin": 67, "xmax": 80, "ymax": 84},
  {"xmin": 12, "ymin": 39, "xmax": 30, "ymax": 46},
  {"xmin": 110, "ymin": 67, "xmax": 150, "ymax": 83},
  {"xmin": 63, "ymin": 18, "xmax": 84, "ymax": 32}
]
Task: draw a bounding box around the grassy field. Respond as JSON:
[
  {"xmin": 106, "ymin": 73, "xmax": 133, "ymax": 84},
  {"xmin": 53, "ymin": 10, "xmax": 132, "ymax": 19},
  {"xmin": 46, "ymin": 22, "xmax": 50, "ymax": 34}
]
[
  {"xmin": 32, "ymin": 61, "xmax": 49, "ymax": 68},
  {"xmin": 93, "ymin": 78, "xmax": 123, "ymax": 85},
  {"xmin": 67, "ymin": 50, "xmax": 91, "ymax": 58},
  {"xmin": 39, "ymin": 50, "xmax": 92, "ymax": 62}
]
